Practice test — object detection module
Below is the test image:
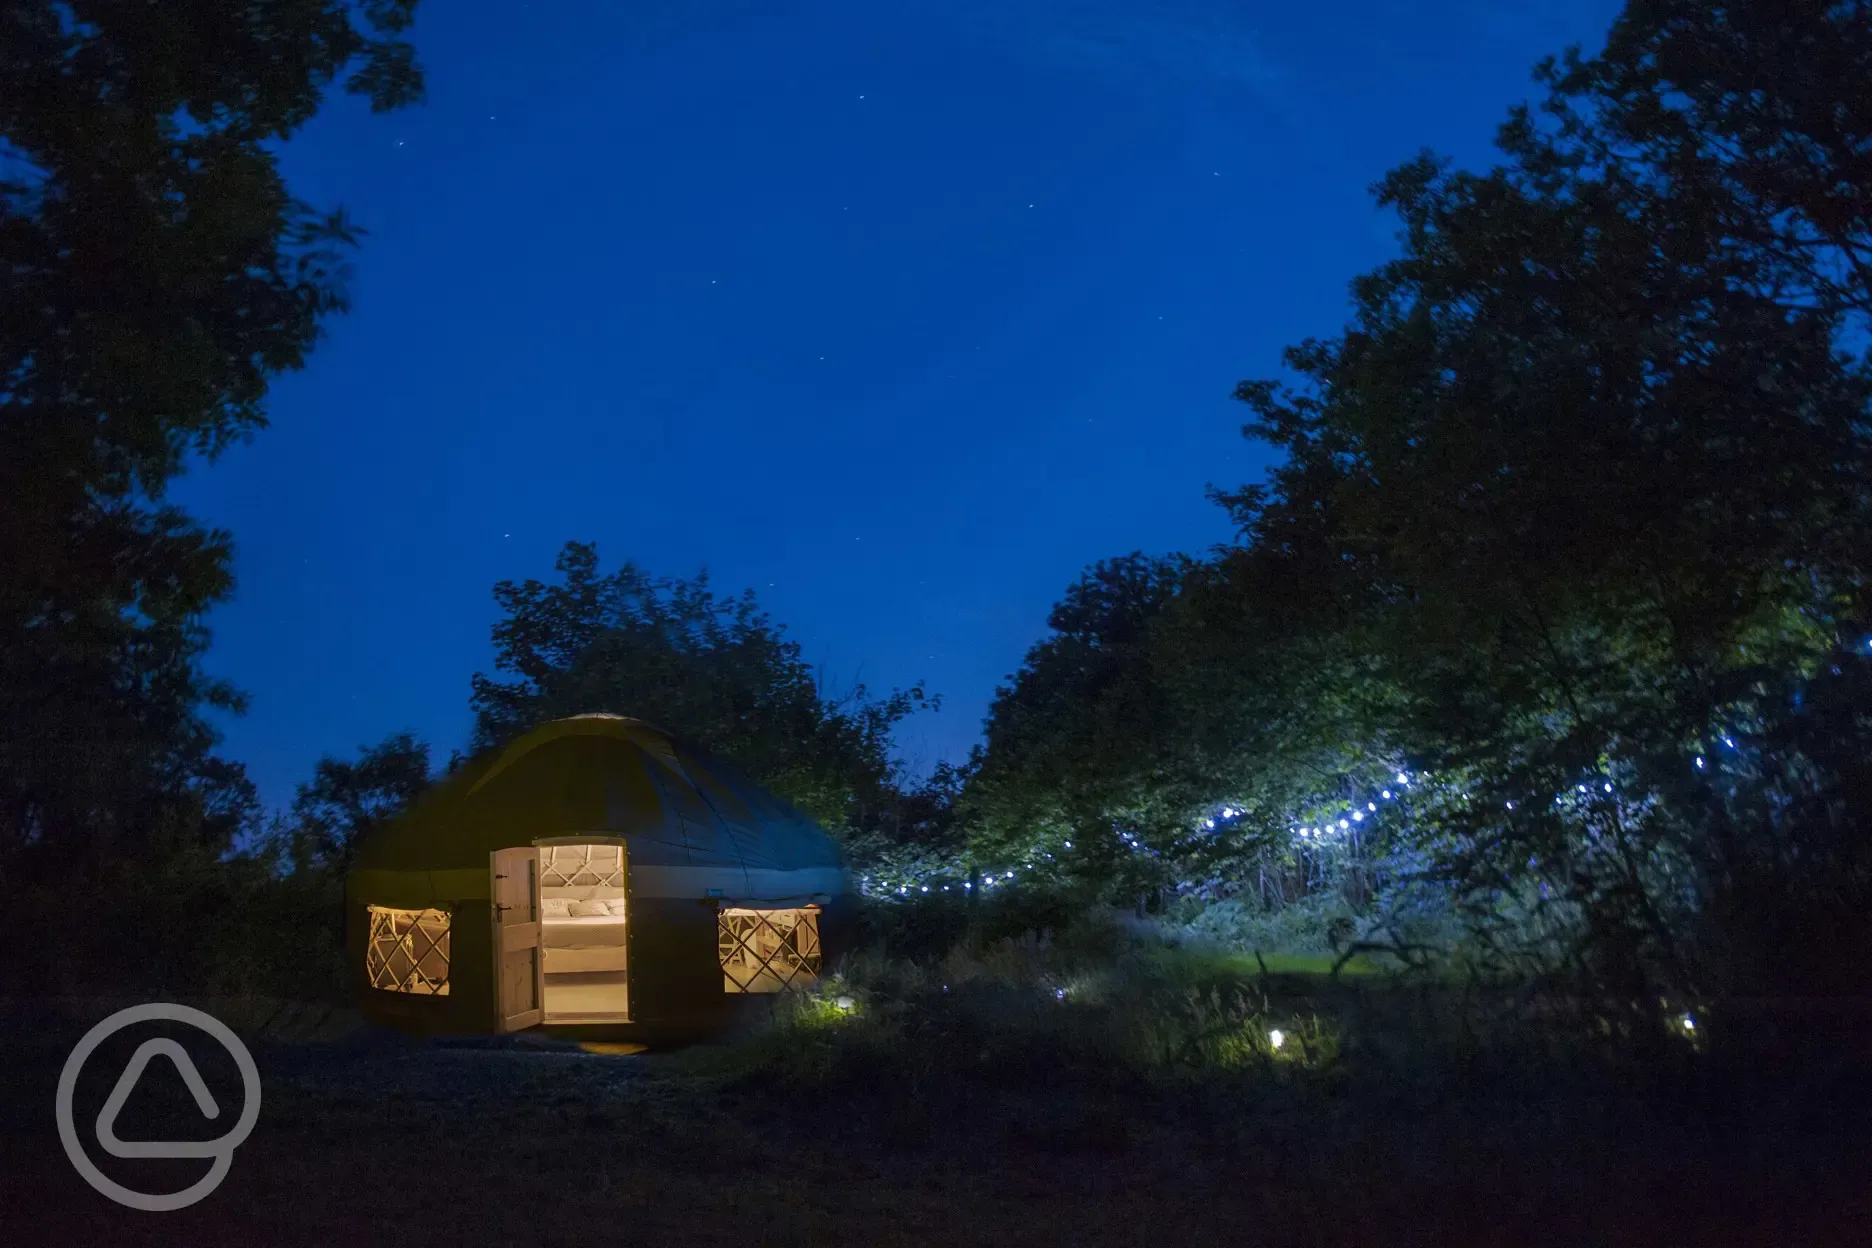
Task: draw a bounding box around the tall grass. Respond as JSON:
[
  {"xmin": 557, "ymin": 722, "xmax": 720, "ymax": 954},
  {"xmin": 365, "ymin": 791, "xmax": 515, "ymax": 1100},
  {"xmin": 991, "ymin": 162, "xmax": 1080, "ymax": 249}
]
[{"xmin": 693, "ymin": 904, "xmax": 1739, "ymax": 1149}]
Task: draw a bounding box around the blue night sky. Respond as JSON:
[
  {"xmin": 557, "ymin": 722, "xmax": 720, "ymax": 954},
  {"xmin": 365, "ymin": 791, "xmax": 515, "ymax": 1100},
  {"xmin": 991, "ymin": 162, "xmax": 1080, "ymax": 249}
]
[{"xmin": 176, "ymin": 0, "xmax": 1620, "ymax": 810}]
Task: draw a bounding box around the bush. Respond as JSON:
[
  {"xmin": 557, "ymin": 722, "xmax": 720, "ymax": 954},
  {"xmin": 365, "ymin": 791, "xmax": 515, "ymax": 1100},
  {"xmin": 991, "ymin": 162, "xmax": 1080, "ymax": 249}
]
[
  {"xmin": 0, "ymin": 851, "xmax": 347, "ymax": 1003},
  {"xmin": 1166, "ymin": 892, "xmax": 1361, "ymax": 956},
  {"xmin": 852, "ymin": 892, "xmax": 970, "ymax": 961},
  {"xmin": 852, "ymin": 882, "xmax": 1118, "ymax": 964},
  {"xmin": 718, "ymin": 932, "xmax": 1362, "ymax": 1108}
]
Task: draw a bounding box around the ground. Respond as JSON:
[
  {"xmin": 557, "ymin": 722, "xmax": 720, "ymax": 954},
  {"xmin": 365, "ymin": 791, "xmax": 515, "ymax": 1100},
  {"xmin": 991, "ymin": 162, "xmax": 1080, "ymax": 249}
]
[{"xmin": 3, "ymin": 995, "xmax": 1869, "ymax": 1246}]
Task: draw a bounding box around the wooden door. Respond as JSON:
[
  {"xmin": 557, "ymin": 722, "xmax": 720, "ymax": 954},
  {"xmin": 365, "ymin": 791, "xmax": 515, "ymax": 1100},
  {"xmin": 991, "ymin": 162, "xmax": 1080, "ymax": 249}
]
[{"xmin": 491, "ymin": 847, "xmax": 543, "ymax": 1031}]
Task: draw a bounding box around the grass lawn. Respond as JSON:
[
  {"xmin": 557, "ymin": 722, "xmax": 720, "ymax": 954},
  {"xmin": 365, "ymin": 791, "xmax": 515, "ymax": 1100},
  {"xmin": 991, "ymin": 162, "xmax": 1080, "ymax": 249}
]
[{"xmin": 5, "ymin": 972, "xmax": 1870, "ymax": 1247}]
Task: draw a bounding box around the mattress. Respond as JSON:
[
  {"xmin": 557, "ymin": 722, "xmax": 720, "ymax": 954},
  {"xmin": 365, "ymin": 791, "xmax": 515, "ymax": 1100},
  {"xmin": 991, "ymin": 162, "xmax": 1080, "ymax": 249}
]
[
  {"xmin": 545, "ymin": 946, "xmax": 628, "ymax": 974},
  {"xmin": 542, "ymin": 914, "xmax": 629, "ymax": 949}
]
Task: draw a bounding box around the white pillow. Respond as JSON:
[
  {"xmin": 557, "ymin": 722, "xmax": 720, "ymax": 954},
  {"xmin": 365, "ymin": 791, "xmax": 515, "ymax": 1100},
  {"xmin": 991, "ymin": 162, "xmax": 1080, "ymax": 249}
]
[
  {"xmin": 540, "ymin": 898, "xmax": 573, "ymax": 919},
  {"xmin": 570, "ymin": 899, "xmax": 610, "ymax": 917},
  {"xmin": 606, "ymin": 898, "xmax": 628, "ymax": 916}
]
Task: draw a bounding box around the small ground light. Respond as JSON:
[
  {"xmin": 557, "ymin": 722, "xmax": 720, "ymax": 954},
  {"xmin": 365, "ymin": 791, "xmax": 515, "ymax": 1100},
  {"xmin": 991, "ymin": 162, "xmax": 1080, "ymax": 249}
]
[
  {"xmin": 1681, "ymin": 1013, "xmax": 1696, "ymax": 1032},
  {"xmin": 1054, "ymin": 988, "xmax": 1066, "ymax": 1001},
  {"xmin": 1268, "ymin": 1028, "xmax": 1285, "ymax": 1050},
  {"xmin": 834, "ymin": 996, "xmax": 854, "ymax": 1011}
]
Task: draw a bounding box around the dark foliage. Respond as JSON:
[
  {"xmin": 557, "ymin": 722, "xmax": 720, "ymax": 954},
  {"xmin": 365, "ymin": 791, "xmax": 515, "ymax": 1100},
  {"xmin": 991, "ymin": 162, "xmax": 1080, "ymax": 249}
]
[
  {"xmin": 962, "ymin": 0, "xmax": 1872, "ymax": 1001},
  {"xmin": 470, "ymin": 541, "xmax": 934, "ymax": 838},
  {"xmin": 0, "ymin": 2, "xmax": 424, "ymax": 871}
]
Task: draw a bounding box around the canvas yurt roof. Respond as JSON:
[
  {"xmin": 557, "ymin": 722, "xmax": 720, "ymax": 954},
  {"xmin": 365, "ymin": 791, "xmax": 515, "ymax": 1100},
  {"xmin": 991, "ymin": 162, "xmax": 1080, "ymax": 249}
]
[{"xmin": 351, "ymin": 714, "xmax": 847, "ymax": 903}]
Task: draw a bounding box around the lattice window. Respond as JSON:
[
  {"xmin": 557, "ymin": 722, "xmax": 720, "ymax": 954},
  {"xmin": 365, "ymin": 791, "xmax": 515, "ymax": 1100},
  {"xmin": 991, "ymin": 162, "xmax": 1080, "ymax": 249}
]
[
  {"xmin": 540, "ymin": 843, "xmax": 625, "ymax": 889},
  {"xmin": 718, "ymin": 906, "xmax": 822, "ymax": 993},
  {"xmin": 367, "ymin": 905, "xmax": 452, "ymax": 996}
]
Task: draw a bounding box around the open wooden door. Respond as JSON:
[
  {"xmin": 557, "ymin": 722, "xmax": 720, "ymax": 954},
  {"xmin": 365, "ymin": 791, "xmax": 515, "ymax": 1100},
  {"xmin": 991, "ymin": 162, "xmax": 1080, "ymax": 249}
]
[{"xmin": 491, "ymin": 847, "xmax": 544, "ymax": 1031}]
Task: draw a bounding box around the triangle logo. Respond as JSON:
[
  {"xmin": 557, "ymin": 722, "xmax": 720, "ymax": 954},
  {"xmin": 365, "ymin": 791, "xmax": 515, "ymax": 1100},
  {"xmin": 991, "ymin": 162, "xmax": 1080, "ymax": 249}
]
[{"xmin": 94, "ymin": 1038, "xmax": 225, "ymax": 1160}]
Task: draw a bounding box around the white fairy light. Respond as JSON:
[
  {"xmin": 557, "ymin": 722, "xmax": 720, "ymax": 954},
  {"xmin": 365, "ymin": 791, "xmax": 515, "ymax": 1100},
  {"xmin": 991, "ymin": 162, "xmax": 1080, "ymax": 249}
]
[
  {"xmin": 1382, "ymin": 790, "xmax": 1392, "ymax": 799},
  {"xmin": 1352, "ymin": 811, "xmax": 1365, "ymax": 822},
  {"xmin": 1396, "ymin": 772, "xmax": 1408, "ymax": 784},
  {"xmin": 1603, "ymin": 782, "xmax": 1612, "ymax": 793},
  {"xmin": 1268, "ymin": 1028, "xmax": 1285, "ymax": 1050},
  {"xmin": 1367, "ymin": 802, "xmax": 1377, "ymax": 811},
  {"xmin": 1338, "ymin": 819, "xmax": 1349, "ymax": 830},
  {"xmin": 1695, "ymin": 756, "xmax": 1705, "ymax": 769}
]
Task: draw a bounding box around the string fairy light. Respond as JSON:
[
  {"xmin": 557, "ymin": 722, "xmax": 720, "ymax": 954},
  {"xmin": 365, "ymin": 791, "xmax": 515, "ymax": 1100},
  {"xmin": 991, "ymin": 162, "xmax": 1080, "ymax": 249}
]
[{"xmin": 860, "ymin": 730, "xmax": 1751, "ymax": 898}]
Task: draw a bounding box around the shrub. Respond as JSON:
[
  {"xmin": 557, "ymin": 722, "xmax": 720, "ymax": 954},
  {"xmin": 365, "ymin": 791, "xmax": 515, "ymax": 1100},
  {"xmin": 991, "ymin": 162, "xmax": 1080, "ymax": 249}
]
[
  {"xmin": 1167, "ymin": 891, "xmax": 1361, "ymax": 956},
  {"xmin": 0, "ymin": 852, "xmax": 347, "ymax": 1003}
]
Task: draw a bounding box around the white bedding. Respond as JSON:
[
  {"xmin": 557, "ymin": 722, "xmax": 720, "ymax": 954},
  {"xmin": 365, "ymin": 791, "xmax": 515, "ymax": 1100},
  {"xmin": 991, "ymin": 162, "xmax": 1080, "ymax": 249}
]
[{"xmin": 542, "ymin": 914, "xmax": 629, "ymax": 949}]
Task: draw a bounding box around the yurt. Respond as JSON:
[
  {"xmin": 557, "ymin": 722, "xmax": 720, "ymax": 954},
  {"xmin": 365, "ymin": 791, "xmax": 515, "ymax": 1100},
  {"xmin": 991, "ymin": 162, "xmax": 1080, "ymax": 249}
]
[{"xmin": 345, "ymin": 714, "xmax": 854, "ymax": 1039}]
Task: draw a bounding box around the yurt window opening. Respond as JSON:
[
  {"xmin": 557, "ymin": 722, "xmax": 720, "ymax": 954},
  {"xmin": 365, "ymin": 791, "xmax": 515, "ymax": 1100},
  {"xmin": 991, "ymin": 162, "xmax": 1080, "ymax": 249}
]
[
  {"xmin": 366, "ymin": 905, "xmax": 452, "ymax": 996},
  {"xmin": 537, "ymin": 842, "xmax": 630, "ymax": 1021},
  {"xmin": 718, "ymin": 905, "xmax": 823, "ymax": 993}
]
